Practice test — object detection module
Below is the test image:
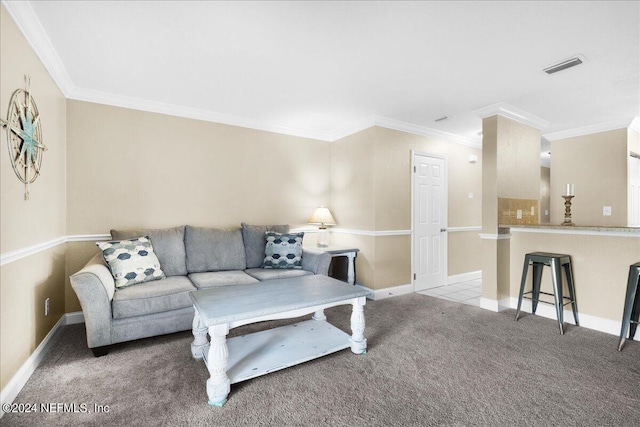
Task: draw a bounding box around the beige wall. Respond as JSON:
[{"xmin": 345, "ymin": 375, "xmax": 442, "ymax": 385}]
[
  {"xmin": 330, "ymin": 127, "xmax": 376, "ymax": 231},
  {"xmin": 481, "ymin": 115, "xmax": 541, "ymax": 302},
  {"xmin": 540, "ymin": 166, "xmax": 551, "ymax": 224},
  {"xmin": 550, "ymin": 128, "xmax": 628, "ymax": 226},
  {"xmin": 496, "ymin": 116, "xmax": 541, "ymax": 201},
  {"xmin": 510, "ymin": 231, "xmax": 640, "ymax": 321},
  {"xmin": 482, "ymin": 117, "xmax": 499, "ymax": 234},
  {"xmin": 629, "ymin": 129, "xmax": 640, "ymax": 227},
  {"xmin": 629, "ymin": 128, "xmax": 639, "ymax": 154},
  {"xmin": 331, "ymin": 126, "xmax": 482, "ymax": 290},
  {"xmin": 66, "ymin": 101, "xmax": 330, "ymax": 233},
  {"xmin": 65, "ymin": 100, "xmax": 331, "ymax": 310},
  {"xmin": 0, "ymin": 6, "xmax": 67, "ymax": 391}
]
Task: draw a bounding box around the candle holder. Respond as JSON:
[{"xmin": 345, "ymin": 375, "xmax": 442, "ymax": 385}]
[{"xmin": 562, "ymin": 195, "xmax": 575, "ymax": 226}]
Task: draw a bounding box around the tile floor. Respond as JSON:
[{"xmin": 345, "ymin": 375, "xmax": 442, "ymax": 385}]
[{"xmin": 416, "ymin": 279, "xmax": 482, "ymax": 307}]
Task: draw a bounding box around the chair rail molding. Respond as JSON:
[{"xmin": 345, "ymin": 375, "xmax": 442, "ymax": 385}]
[{"xmin": 0, "ymin": 234, "xmax": 110, "ymax": 266}]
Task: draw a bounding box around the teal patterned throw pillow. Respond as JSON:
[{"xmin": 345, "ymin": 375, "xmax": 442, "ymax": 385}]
[
  {"xmin": 97, "ymin": 236, "xmax": 166, "ymax": 289},
  {"xmin": 263, "ymin": 232, "xmax": 304, "ymax": 269}
]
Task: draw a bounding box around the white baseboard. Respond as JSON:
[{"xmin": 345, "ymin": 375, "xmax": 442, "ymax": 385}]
[
  {"xmin": 65, "ymin": 311, "xmax": 85, "ymax": 325},
  {"xmin": 0, "ymin": 312, "xmax": 84, "ymax": 418},
  {"xmin": 480, "ymin": 298, "xmax": 501, "ymax": 312},
  {"xmin": 478, "ymin": 297, "xmax": 640, "ymax": 342},
  {"xmin": 356, "ymin": 283, "xmax": 414, "ymax": 301},
  {"xmin": 448, "ymin": 270, "xmax": 482, "ymax": 285}
]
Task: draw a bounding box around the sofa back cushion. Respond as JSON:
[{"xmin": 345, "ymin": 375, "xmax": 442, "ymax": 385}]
[
  {"xmin": 241, "ymin": 223, "xmax": 290, "ymax": 268},
  {"xmin": 111, "ymin": 226, "xmax": 187, "ymax": 276},
  {"xmin": 185, "ymin": 226, "xmax": 247, "ymax": 273}
]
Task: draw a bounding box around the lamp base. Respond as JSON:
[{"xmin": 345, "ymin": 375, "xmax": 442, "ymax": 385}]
[{"xmin": 316, "ymin": 227, "xmax": 329, "ymax": 247}]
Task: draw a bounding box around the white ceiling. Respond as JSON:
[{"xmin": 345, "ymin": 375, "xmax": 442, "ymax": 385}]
[{"xmin": 5, "ymin": 1, "xmax": 640, "ymax": 143}]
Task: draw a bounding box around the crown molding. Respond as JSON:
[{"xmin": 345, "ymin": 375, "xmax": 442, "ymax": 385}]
[
  {"xmin": 3, "ymin": 0, "xmax": 480, "ymax": 147},
  {"xmin": 372, "ymin": 116, "xmax": 482, "ymax": 148},
  {"xmin": 543, "ymin": 117, "xmax": 637, "ymax": 141},
  {"xmin": 69, "ymin": 88, "xmax": 333, "ymax": 142},
  {"xmin": 327, "ymin": 116, "xmax": 377, "ymax": 141},
  {"xmin": 474, "ymin": 102, "xmax": 550, "ymax": 131},
  {"xmin": 2, "ymin": 0, "xmax": 74, "ymax": 96},
  {"xmin": 328, "ymin": 115, "xmax": 482, "ymax": 148}
]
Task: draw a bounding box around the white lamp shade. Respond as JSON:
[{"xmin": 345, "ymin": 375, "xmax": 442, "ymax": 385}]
[{"xmin": 307, "ymin": 206, "xmax": 336, "ymax": 225}]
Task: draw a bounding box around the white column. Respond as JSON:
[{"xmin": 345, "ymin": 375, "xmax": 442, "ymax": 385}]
[
  {"xmin": 312, "ymin": 309, "xmax": 326, "ymax": 321},
  {"xmin": 191, "ymin": 308, "xmax": 209, "ymax": 359},
  {"xmin": 346, "ymin": 252, "xmax": 356, "ymax": 285},
  {"xmin": 206, "ymin": 323, "xmax": 231, "ymax": 406},
  {"xmin": 350, "ymin": 297, "xmax": 367, "ymax": 354}
]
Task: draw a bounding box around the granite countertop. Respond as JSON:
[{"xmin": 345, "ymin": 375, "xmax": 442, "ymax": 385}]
[{"xmin": 499, "ymin": 224, "xmax": 640, "ymax": 234}]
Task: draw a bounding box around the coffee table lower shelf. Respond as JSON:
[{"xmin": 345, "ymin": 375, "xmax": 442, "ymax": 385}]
[{"xmin": 199, "ymin": 319, "xmax": 351, "ymax": 385}]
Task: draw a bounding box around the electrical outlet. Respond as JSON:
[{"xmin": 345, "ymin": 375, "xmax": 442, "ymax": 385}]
[
  {"xmin": 530, "ymin": 207, "xmax": 535, "ymax": 215},
  {"xmin": 603, "ymin": 206, "xmax": 612, "ymax": 216},
  {"xmin": 516, "ymin": 209, "xmax": 523, "ymax": 219},
  {"xmin": 45, "ymin": 298, "xmax": 50, "ymax": 316},
  {"xmin": 468, "ymin": 192, "xmax": 474, "ymax": 199},
  {"xmin": 545, "ymin": 209, "xmax": 549, "ymax": 216}
]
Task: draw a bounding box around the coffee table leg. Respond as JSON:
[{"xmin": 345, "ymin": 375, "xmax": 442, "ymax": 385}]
[
  {"xmin": 191, "ymin": 308, "xmax": 209, "ymax": 359},
  {"xmin": 347, "ymin": 252, "xmax": 356, "ymax": 285},
  {"xmin": 312, "ymin": 310, "xmax": 326, "ymax": 321},
  {"xmin": 350, "ymin": 297, "xmax": 367, "ymax": 355},
  {"xmin": 206, "ymin": 324, "xmax": 231, "ymax": 407}
]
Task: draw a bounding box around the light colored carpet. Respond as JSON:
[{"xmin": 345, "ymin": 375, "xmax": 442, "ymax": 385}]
[{"xmin": 2, "ymin": 293, "xmax": 639, "ymax": 426}]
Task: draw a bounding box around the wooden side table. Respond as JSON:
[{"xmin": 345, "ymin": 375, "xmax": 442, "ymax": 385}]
[{"xmin": 311, "ymin": 245, "xmax": 359, "ymax": 285}]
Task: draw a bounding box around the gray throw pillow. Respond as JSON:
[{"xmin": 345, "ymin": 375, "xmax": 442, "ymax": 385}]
[
  {"xmin": 263, "ymin": 232, "xmax": 304, "ymax": 269},
  {"xmin": 241, "ymin": 223, "xmax": 290, "ymax": 268},
  {"xmin": 111, "ymin": 226, "xmax": 187, "ymax": 276},
  {"xmin": 97, "ymin": 236, "xmax": 165, "ymax": 289}
]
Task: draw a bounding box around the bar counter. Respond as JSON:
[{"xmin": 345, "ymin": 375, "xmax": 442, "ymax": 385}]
[{"xmin": 496, "ymin": 223, "xmax": 639, "ymax": 338}]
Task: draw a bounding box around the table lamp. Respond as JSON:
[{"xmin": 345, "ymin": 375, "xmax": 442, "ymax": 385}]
[{"xmin": 308, "ymin": 206, "xmax": 336, "ymax": 247}]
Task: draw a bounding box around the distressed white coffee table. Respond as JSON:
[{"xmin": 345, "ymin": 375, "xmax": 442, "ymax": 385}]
[{"xmin": 189, "ymin": 274, "xmax": 369, "ymax": 407}]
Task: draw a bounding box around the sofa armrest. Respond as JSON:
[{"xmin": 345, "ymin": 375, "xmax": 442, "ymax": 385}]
[
  {"xmin": 302, "ymin": 248, "xmax": 331, "ymax": 275},
  {"xmin": 70, "ymin": 253, "xmax": 115, "ymax": 348}
]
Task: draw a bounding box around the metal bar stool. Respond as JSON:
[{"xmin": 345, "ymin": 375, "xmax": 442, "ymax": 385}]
[
  {"xmin": 618, "ymin": 262, "xmax": 640, "ymax": 351},
  {"xmin": 515, "ymin": 252, "xmax": 579, "ymax": 334}
]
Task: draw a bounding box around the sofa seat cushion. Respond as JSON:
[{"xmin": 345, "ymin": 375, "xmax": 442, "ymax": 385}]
[
  {"xmin": 111, "ymin": 226, "xmax": 187, "ymax": 277},
  {"xmin": 244, "ymin": 268, "xmax": 313, "ymax": 281},
  {"xmin": 185, "ymin": 226, "xmax": 247, "ymax": 273},
  {"xmin": 188, "ymin": 271, "xmax": 259, "ymax": 289},
  {"xmin": 112, "ymin": 276, "xmax": 196, "ymax": 320}
]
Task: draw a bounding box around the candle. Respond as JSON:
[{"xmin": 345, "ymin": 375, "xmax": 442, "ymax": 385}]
[{"xmin": 565, "ymin": 184, "xmax": 574, "ymax": 196}]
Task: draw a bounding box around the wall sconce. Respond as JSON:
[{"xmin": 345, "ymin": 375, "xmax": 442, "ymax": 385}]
[{"xmin": 307, "ymin": 206, "xmax": 336, "ymax": 247}]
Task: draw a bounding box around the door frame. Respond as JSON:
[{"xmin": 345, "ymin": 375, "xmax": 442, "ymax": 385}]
[{"xmin": 411, "ymin": 150, "xmax": 448, "ymax": 291}]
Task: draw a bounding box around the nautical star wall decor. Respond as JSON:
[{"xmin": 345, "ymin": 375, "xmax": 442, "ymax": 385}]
[{"xmin": 0, "ymin": 76, "xmax": 47, "ymax": 200}]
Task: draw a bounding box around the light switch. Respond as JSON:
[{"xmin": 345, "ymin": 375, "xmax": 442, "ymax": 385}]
[
  {"xmin": 530, "ymin": 207, "xmax": 535, "ymax": 215},
  {"xmin": 545, "ymin": 209, "xmax": 549, "ymax": 216},
  {"xmin": 468, "ymin": 193, "xmax": 474, "ymax": 199},
  {"xmin": 603, "ymin": 206, "xmax": 612, "ymax": 216},
  {"xmin": 516, "ymin": 209, "xmax": 522, "ymax": 219}
]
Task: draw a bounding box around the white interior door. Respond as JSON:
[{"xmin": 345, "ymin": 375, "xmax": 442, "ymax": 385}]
[{"xmin": 413, "ymin": 153, "xmax": 447, "ymax": 292}]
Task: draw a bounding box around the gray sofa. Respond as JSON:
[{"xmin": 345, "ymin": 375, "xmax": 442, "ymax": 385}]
[{"xmin": 70, "ymin": 224, "xmax": 331, "ymax": 357}]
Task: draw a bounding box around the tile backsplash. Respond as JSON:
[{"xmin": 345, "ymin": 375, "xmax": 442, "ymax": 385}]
[{"xmin": 498, "ymin": 198, "xmax": 539, "ymax": 225}]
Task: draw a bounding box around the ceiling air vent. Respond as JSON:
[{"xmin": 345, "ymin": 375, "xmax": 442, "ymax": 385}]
[
  {"xmin": 434, "ymin": 116, "xmax": 448, "ymax": 122},
  {"xmin": 543, "ymin": 56, "xmax": 584, "ymax": 75}
]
